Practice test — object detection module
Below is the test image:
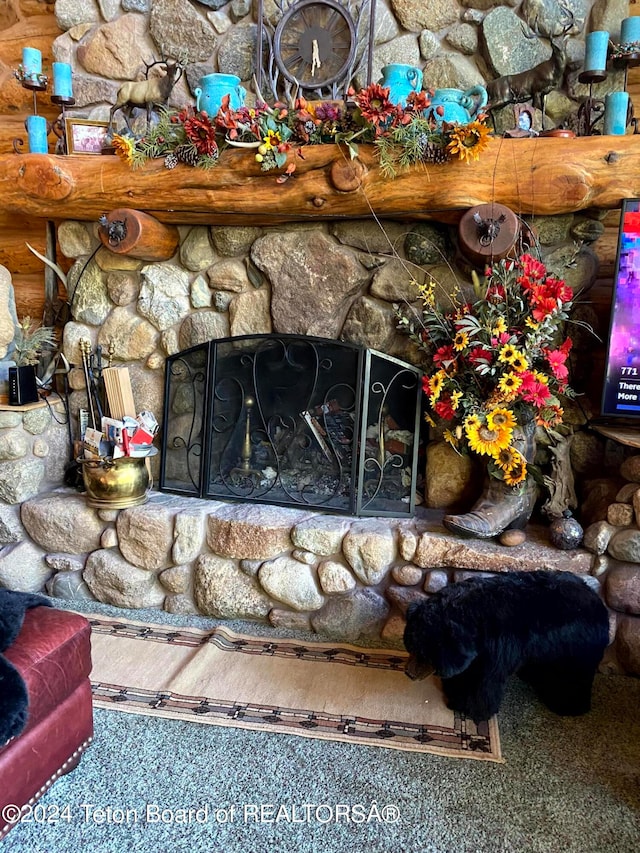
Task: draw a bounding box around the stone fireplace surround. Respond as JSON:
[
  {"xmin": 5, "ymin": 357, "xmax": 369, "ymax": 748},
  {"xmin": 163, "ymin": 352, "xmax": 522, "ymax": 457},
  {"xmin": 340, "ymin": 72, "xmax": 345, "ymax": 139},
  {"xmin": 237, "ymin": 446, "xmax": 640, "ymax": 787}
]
[{"xmin": 2, "ymin": 136, "xmax": 640, "ymax": 674}]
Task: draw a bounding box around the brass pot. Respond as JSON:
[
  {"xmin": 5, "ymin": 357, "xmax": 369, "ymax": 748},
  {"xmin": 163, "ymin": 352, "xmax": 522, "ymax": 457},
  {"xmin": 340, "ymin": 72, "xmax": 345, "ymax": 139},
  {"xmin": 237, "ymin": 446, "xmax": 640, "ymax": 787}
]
[{"xmin": 78, "ymin": 453, "xmax": 154, "ymax": 509}]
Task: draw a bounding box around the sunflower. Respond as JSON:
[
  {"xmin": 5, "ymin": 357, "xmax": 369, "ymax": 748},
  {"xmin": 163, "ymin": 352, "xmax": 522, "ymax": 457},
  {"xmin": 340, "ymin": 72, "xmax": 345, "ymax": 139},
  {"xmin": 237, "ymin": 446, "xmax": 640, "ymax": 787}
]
[
  {"xmin": 464, "ymin": 413, "xmax": 482, "ymax": 432},
  {"xmin": 111, "ymin": 133, "xmax": 136, "ymax": 165},
  {"xmin": 443, "ymin": 429, "xmax": 459, "ymax": 449},
  {"xmin": 428, "ymin": 371, "xmax": 445, "ymax": 402},
  {"xmin": 498, "ymin": 344, "xmax": 518, "ymax": 364},
  {"xmin": 503, "ymin": 454, "xmax": 528, "ymax": 486},
  {"xmin": 498, "ymin": 371, "xmax": 522, "ymax": 398},
  {"xmin": 453, "ymin": 330, "xmax": 469, "ymax": 351},
  {"xmin": 511, "ymin": 352, "xmax": 529, "ymax": 372},
  {"xmin": 493, "ymin": 445, "xmax": 521, "ymax": 471},
  {"xmin": 491, "ymin": 317, "xmax": 507, "ymax": 335},
  {"xmin": 446, "ymin": 119, "xmax": 492, "ymax": 164},
  {"xmin": 487, "ymin": 407, "xmax": 517, "ymax": 433},
  {"xmin": 466, "ymin": 421, "xmax": 511, "ymax": 456}
]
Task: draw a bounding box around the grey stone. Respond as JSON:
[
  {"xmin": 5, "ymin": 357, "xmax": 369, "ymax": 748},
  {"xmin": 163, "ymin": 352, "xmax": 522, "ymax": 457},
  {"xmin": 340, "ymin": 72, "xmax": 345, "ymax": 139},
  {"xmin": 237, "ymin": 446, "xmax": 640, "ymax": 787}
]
[
  {"xmin": 106, "ymin": 271, "xmax": 140, "ymax": 306},
  {"xmin": 217, "ymin": 24, "xmax": 257, "ymax": 80},
  {"xmin": 418, "ymin": 30, "xmax": 440, "ymax": 61},
  {"xmin": 46, "ymin": 569, "xmax": 95, "ymax": 600},
  {"xmin": 173, "ymin": 508, "xmax": 207, "ymax": 564},
  {"xmin": 164, "ymin": 593, "xmax": 198, "ymax": 615},
  {"xmin": 606, "ymin": 564, "xmax": 640, "ymax": 615},
  {"xmin": 97, "ymin": 0, "xmax": 121, "ymax": 21},
  {"xmin": 445, "ymin": 23, "xmax": 479, "ymax": 55},
  {"xmin": 55, "ymin": 0, "xmax": 100, "ymax": 31},
  {"xmin": 210, "ymin": 226, "xmax": 262, "ymax": 256},
  {"xmin": 0, "ymin": 431, "xmax": 28, "ymax": 461},
  {"xmin": 65, "ymin": 75, "xmax": 120, "ymax": 109},
  {"xmin": 159, "ymin": 565, "xmax": 192, "ymax": 594},
  {"xmin": 340, "ymin": 296, "xmax": 396, "ymax": 352},
  {"xmin": 259, "ymin": 556, "xmax": 324, "ymax": 611},
  {"xmin": 291, "ymin": 549, "xmax": 316, "ymax": 565},
  {"xmin": 97, "ymin": 307, "xmax": 158, "ymax": 361},
  {"xmin": 191, "ymin": 275, "xmax": 212, "ymax": 309},
  {"xmin": 194, "ymin": 554, "xmax": 271, "ymax": 618},
  {"xmin": 342, "ymin": 522, "xmax": 397, "ymax": 586},
  {"xmin": 608, "ymin": 529, "xmax": 640, "ymax": 564},
  {"xmin": 391, "ymin": 564, "xmax": 423, "ymax": 586},
  {"xmin": 615, "ymin": 614, "xmax": 640, "ymax": 676},
  {"xmin": 621, "ymin": 456, "xmax": 640, "ymax": 484},
  {"xmin": 386, "ymin": 584, "xmax": 430, "ymax": 614},
  {"xmin": 607, "ymin": 503, "xmax": 634, "ymax": 528},
  {"xmin": 520, "ymin": 0, "xmax": 586, "ymax": 38},
  {"xmin": 122, "ymin": 0, "xmax": 149, "ymax": 10},
  {"xmin": 589, "ymin": 0, "xmax": 628, "ymax": 42},
  {"xmin": 369, "ymin": 259, "xmax": 425, "ymax": 303},
  {"xmin": 84, "ymin": 549, "xmax": 165, "ymax": 608},
  {"xmin": 311, "ymin": 588, "xmax": 390, "ymax": 641},
  {"xmin": 368, "ymin": 35, "xmax": 421, "ymax": 90},
  {"xmin": 317, "ymin": 561, "xmax": 357, "ymax": 594},
  {"xmin": 291, "ymin": 516, "xmax": 349, "ymax": 556},
  {"xmin": 0, "ymin": 541, "xmax": 51, "ymax": 593},
  {"xmin": 0, "ymin": 504, "xmax": 24, "ymax": 545},
  {"xmin": 207, "ymin": 258, "xmax": 251, "ymax": 292},
  {"xmin": 240, "ymin": 559, "xmax": 262, "ymax": 577},
  {"xmin": 389, "ymin": 0, "xmax": 457, "ymax": 34},
  {"xmin": 207, "ymin": 503, "xmax": 309, "ymax": 560},
  {"xmin": 0, "ymin": 412, "xmax": 21, "ymax": 430},
  {"xmin": 207, "ymin": 10, "xmax": 232, "ymax": 34},
  {"xmin": 251, "ymin": 231, "xmax": 367, "ymax": 338},
  {"xmin": 483, "ymin": 6, "xmax": 549, "ymax": 76},
  {"xmin": 21, "ymin": 492, "xmax": 105, "ymax": 553},
  {"xmin": 45, "ymin": 553, "xmax": 86, "ymax": 573},
  {"xmin": 583, "ymin": 521, "xmax": 618, "ymax": 556},
  {"xmin": 571, "ymin": 215, "xmax": 606, "ymax": 244},
  {"xmin": 404, "ymin": 223, "xmax": 450, "ymax": 266},
  {"xmin": 67, "ymin": 256, "xmax": 111, "ymax": 326},
  {"xmin": 178, "ymin": 310, "xmax": 230, "ymax": 349},
  {"xmin": 399, "ymin": 528, "xmax": 418, "ymax": 561},
  {"xmin": 22, "ymin": 407, "xmax": 52, "ymax": 436},
  {"xmin": 0, "ymin": 458, "xmax": 45, "ymax": 504},
  {"xmin": 421, "ymin": 53, "xmax": 485, "ymax": 91},
  {"xmin": 58, "ymin": 221, "xmax": 99, "ymax": 258},
  {"xmin": 229, "ymin": 289, "xmax": 272, "ymax": 336},
  {"xmin": 117, "ymin": 503, "xmax": 176, "ymax": 570},
  {"xmin": 101, "ymin": 527, "xmax": 118, "ymax": 549},
  {"xmin": 150, "ymin": 0, "xmax": 218, "ymax": 63},
  {"xmin": 330, "ymin": 220, "xmax": 408, "ymax": 255},
  {"xmin": 424, "ymin": 569, "xmax": 449, "ymax": 593},
  {"xmin": 138, "ymin": 264, "xmax": 191, "ymax": 331},
  {"xmin": 268, "ymin": 608, "xmax": 312, "ymax": 632},
  {"xmin": 77, "ymin": 13, "xmax": 154, "ymax": 79},
  {"xmin": 180, "ymin": 227, "xmax": 217, "ymax": 272}
]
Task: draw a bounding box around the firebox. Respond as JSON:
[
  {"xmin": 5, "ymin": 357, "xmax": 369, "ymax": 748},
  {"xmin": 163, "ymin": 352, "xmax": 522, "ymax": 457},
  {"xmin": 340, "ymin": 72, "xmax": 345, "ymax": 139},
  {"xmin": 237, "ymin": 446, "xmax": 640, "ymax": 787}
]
[{"xmin": 160, "ymin": 335, "xmax": 422, "ymax": 516}]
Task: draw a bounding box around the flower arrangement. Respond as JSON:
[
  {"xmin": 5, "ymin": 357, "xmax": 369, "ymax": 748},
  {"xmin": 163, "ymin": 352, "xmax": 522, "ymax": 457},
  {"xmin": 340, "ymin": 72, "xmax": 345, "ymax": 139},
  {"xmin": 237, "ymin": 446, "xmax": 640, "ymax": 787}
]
[
  {"xmin": 11, "ymin": 317, "xmax": 57, "ymax": 367},
  {"xmin": 398, "ymin": 254, "xmax": 576, "ymax": 488},
  {"xmin": 109, "ymin": 82, "xmax": 492, "ymax": 177}
]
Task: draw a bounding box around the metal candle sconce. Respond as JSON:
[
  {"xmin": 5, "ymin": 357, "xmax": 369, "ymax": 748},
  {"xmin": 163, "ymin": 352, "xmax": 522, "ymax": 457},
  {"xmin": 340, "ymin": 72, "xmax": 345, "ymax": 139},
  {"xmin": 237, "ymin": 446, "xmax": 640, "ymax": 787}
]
[
  {"xmin": 577, "ymin": 19, "xmax": 640, "ymax": 136},
  {"xmin": 13, "ymin": 48, "xmax": 75, "ymax": 154}
]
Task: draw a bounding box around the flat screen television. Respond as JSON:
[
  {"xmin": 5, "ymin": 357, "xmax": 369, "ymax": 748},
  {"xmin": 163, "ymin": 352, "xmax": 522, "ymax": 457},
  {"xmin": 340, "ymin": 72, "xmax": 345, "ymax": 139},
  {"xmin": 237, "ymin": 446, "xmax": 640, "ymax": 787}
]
[{"xmin": 601, "ymin": 198, "xmax": 640, "ymax": 419}]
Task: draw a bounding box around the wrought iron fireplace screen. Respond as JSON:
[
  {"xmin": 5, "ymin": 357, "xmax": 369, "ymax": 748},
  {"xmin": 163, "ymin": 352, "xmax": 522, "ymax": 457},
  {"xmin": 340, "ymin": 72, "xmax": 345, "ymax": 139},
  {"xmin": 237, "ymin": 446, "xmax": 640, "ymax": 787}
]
[{"xmin": 160, "ymin": 334, "xmax": 421, "ymax": 517}]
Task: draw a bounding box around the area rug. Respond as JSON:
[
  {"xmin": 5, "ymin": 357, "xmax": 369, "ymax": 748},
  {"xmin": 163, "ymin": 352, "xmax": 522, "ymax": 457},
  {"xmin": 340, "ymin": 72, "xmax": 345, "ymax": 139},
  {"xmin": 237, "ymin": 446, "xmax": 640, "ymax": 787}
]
[{"xmin": 87, "ymin": 613, "xmax": 502, "ymax": 762}]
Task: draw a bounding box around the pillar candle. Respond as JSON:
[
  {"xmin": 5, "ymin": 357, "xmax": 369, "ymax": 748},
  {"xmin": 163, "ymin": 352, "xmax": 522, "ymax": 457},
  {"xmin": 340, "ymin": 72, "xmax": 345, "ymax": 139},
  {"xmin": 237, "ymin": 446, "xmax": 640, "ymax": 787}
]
[
  {"xmin": 22, "ymin": 47, "xmax": 42, "ymax": 81},
  {"xmin": 621, "ymin": 17, "xmax": 640, "ymax": 45},
  {"xmin": 584, "ymin": 31, "xmax": 609, "ymax": 72},
  {"xmin": 26, "ymin": 115, "xmax": 48, "ymax": 153},
  {"xmin": 604, "ymin": 91, "xmax": 630, "ymax": 135},
  {"xmin": 52, "ymin": 62, "xmax": 73, "ymax": 98}
]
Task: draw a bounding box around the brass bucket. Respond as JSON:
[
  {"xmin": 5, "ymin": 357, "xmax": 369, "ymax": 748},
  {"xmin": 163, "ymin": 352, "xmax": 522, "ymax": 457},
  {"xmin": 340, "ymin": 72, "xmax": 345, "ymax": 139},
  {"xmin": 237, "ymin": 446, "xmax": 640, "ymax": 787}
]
[{"xmin": 78, "ymin": 452, "xmax": 155, "ymax": 509}]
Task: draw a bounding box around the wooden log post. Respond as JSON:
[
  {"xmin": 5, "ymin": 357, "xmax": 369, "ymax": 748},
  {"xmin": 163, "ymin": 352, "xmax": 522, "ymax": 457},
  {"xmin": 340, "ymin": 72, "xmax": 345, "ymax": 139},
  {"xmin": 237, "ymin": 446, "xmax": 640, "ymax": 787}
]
[{"xmin": 98, "ymin": 208, "xmax": 180, "ymax": 260}]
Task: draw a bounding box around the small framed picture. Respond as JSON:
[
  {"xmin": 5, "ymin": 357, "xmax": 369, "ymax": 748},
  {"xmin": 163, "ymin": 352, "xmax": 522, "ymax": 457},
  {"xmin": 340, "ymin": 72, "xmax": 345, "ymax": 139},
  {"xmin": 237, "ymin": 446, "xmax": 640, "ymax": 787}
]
[{"xmin": 64, "ymin": 118, "xmax": 109, "ymax": 154}]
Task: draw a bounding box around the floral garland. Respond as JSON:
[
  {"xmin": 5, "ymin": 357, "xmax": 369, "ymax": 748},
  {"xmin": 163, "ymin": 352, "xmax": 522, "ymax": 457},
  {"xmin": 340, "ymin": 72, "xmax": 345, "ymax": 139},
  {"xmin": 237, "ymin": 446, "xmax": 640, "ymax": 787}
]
[
  {"xmin": 397, "ymin": 254, "xmax": 577, "ymax": 488},
  {"xmin": 110, "ymin": 82, "xmax": 492, "ymax": 177}
]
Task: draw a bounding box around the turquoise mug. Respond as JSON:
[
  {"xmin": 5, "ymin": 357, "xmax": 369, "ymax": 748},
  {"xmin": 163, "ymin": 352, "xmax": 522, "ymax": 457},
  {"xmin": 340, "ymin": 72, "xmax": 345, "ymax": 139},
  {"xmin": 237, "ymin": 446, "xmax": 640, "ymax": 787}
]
[
  {"xmin": 194, "ymin": 73, "xmax": 246, "ymax": 116},
  {"xmin": 379, "ymin": 64, "xmax": 423, "ymax": 106},
  {"xmin": 427, "ymin": 86, "xmax": 488, "ymax": 125}
]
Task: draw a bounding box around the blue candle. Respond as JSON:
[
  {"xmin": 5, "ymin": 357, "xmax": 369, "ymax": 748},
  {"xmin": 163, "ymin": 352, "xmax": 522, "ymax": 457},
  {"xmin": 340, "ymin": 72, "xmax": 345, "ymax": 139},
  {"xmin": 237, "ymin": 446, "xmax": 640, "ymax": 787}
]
[
  {"xmin": 604, "ymin": 91, "xmax": 630, "ymax": 135},
  {"xmin": 53, "ymin": 62, "xmax": 73, "ymax": 98},
  {"xmin": 22, "ymin": 47, "xmax": 42, "ymax": 81},
  {"xmin": 584, "ymin": 31, "xmax": 609, "ymax": 72},
  {"xmin": 26, "ymin": 115, "xmax": 48, "ymax": 153},
  {"xmin": 621, "ymin": 17, "xmax": 640, "ymax": 45}
]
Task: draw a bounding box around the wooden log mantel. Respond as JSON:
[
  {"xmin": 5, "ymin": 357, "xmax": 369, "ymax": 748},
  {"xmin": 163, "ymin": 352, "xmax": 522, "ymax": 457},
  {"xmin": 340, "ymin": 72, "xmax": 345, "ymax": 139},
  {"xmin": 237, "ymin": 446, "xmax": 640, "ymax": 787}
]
[{"xmin": 2, "ymin": 136, "xmax": 640, "ymax": 226}]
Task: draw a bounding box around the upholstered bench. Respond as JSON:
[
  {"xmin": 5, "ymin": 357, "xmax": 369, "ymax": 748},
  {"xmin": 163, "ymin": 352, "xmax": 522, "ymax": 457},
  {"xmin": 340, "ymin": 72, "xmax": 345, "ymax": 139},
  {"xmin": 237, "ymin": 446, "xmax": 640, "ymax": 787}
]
[{"xmin": 0, "ymin": 606, "xmax": 93, "ymax": 839}]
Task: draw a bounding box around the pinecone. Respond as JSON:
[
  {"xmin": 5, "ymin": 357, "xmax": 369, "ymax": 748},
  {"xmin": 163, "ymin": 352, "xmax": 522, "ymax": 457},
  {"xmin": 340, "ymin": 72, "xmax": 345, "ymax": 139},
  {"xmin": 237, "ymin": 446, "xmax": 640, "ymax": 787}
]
[
  {"xmin": 164, "ymin": 152, "xmax": 178, "ymax": 170},
  {"xmin": 423, "ymin": 142, "xmax": 451, "ymax": 165},
  {"xmin": 174, "ymin": 143, "xmax": 200, "ymax": 166}
]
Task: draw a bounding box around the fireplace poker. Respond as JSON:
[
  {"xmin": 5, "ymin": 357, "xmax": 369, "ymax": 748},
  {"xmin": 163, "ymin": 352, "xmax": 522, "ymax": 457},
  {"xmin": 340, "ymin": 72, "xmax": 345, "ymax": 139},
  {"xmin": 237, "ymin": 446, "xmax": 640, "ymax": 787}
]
[{"xmin": 79, "ymin": 338, "xmax": 96, "ymax": 430}]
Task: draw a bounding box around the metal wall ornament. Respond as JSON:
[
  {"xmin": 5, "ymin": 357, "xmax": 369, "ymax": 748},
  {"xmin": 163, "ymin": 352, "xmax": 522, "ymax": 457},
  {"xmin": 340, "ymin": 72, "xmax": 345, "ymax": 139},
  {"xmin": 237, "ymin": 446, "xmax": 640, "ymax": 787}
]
[{"xmin": 256, "ymin": 0, "xmax": 375, "ymax": 101}]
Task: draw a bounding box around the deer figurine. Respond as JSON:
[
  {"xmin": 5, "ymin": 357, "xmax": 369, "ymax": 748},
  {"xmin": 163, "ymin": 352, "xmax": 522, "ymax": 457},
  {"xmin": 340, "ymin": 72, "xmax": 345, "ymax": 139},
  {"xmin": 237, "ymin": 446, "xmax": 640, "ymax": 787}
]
[
  {"xmin": 486, "ymin": 7, "xmax": 575, "ymax": 127},
  {"xmin": 109, "ymin": 56, "xmax": 184, "ymax": 131}
]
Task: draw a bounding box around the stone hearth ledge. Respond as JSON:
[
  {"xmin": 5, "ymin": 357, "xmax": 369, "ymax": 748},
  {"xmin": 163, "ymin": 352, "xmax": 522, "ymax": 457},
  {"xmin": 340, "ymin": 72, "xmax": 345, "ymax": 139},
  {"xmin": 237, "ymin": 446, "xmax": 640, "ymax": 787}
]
[{"xmin": 17, "ymin": 489, "xmax": 603, "ymax": 650}]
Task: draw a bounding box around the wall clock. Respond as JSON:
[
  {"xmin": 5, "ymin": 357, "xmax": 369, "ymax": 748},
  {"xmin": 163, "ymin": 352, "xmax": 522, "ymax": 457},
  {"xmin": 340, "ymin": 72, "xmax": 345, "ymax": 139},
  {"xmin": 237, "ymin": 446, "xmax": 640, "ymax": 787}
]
[
  {"xmin": 273, "ymin": 0, "xmax": 357, "ymax": 90},
  {"xmin": 256, "ymin": 0, "xmax": 374, "ymax": 100}
]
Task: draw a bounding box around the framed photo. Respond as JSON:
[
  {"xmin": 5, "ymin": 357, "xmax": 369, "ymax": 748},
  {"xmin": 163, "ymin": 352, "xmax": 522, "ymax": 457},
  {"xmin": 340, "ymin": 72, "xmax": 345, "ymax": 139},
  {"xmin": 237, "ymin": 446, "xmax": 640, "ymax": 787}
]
[{"xmin": 64, "ymin": 118, "xmax": 109, "ymax": 154}]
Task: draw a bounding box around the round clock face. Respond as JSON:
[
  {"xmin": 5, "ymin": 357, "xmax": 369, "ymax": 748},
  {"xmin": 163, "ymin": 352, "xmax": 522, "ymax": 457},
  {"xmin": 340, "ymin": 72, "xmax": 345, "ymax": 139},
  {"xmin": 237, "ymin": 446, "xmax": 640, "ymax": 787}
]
[{"xmin": 273, "ymin": 0, "xmax": 357, "ymax": 90}]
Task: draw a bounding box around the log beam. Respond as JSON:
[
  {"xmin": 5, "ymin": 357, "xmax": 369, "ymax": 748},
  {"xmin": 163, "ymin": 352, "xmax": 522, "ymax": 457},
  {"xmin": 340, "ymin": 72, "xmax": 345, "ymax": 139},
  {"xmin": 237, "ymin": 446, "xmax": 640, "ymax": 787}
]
[{"xmin": 1, "ymin": 137, "xmax": 639, "ymax": 226}]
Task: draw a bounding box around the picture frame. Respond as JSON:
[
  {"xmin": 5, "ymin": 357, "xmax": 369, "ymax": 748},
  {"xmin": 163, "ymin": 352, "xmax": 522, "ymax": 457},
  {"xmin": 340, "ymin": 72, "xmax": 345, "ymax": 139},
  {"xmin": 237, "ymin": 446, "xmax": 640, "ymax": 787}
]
[{"xmin": 64, "ymin": 118, "xmax": 109, "ymax": 154}]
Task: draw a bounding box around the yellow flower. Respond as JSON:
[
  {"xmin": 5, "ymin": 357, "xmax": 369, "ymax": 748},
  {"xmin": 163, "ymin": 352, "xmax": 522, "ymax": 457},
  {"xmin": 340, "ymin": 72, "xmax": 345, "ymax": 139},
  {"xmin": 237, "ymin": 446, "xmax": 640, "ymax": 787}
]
[
  {"xmin": 503, "ymin": 455, "xmax": 528, "ymax": 486},
  {"xmin": 443, "ymin": 429, "xmax": 459, "ymax": 449},
  {"xmin": 466, "ymin": 421, "xmax": 511, "ymax": 456},
  {"xmin": 424, "ymin": 412, "xmax": 436, "ymax": 428},
  {"xmin": 491, "ymin": 317, "xmax": 507, "ymax": 335},
  {"xmin": 498, "ymin": 344, "xmax": 518, "ymax": 364},
  {"xmin": 525, "ymin": 317, "xmax": 539, "ymax": 330},
  {"xmin": 446, "ymin": 119, "xmax": 491, "ymax": 164},
  {"xmin": 453, "ymin": 330, "xmax": 469, "ymax": 351},
  {"xmin": 498, "ymin": 371, "xmax": 522, "ymax": 397},
  {"xmin": 428, "ymin": 371, "xmax": 445, "ymax": 402},
  {"xmin": 111, "ymin": 133, "xmax": 136, "ymax": 165},
  {"xmin": 450, "ymin": 390, "xmax": 463, "ymax": 411},
  {"xmin": 494, "ymin": 445, "xmax": 521, "ymax": 471},
  {"xmin": 263, "ymin": 129, "xmax": 281, "ymax": 150},
  {"xmin": 487, "ymin": 407, "xmax": 517, "ymax": 433},
  {"xmin": 464, "ymin": 413, "xmax": 482, "ymax": 432},
  {"xmin": 535, "ymin": 371, "xmax": 550, "ymax": 385},
  {"xmin": 511, "ymin": 352, "xmax": 529, "ymax": 372}
]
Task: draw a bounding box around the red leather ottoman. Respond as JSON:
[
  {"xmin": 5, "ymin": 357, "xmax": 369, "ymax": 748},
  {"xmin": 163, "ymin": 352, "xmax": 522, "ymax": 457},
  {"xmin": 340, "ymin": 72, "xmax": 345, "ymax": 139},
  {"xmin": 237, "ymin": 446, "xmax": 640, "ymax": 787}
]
[{"xmin": 0, "ymin": 607, "xmax": 93, "ymax": 839}]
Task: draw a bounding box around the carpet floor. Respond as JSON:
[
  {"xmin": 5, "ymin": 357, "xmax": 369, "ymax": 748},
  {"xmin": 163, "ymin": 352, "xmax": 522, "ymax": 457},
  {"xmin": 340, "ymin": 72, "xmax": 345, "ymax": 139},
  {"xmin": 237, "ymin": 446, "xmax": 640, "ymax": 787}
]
[{"xmin": 2, "ymin": 598, "xmax": 639, "ymax": 853}]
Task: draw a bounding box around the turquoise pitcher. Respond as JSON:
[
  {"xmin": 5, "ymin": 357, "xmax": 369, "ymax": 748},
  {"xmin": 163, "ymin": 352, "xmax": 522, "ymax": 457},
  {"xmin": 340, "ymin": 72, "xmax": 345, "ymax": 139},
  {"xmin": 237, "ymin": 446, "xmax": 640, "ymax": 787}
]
[
  {"xmin": 426, "ymin": 86, "xmax": 488, "ymax": 125},
  {"xmin": 194, "ymin": 73, "xmax": 246, "ymax": 116},
  {"xmin": 379, "ymin": 64, "xmax": 423, "ymax": 106}
]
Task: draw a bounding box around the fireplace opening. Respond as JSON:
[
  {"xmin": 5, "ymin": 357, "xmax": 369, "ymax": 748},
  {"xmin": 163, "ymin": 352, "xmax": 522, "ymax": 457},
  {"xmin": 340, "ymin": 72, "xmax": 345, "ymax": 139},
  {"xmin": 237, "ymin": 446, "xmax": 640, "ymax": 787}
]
[{"xmin": 160, "ymin": 335, "xmax": 422, "ymax": 516}]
